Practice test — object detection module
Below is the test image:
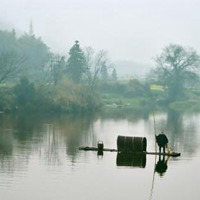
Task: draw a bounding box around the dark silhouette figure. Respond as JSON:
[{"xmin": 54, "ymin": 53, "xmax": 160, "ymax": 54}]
[
  {"xmin": 155, "ymin": 155, "xmax": 169, "ymax": 176},
  {"xmin": 156, "ymin": 132, "xmax": 169, "ymax": 154}
]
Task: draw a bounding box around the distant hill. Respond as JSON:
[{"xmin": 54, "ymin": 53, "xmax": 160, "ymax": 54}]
[{"xmin": 113, "ymin": 60, "xmax": 153, "ymax": 78}]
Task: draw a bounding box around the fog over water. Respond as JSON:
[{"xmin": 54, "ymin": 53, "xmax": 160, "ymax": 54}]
[{"xmin": 1, "ymin": 0, "xmax": 200, "ymax": 66}]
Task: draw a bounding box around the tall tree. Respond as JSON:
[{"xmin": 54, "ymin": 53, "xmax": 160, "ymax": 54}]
[
  {"xmin": 151, "ymin": 44, "xmax": 200, "ymax": 102},
  {"xmin": 67, "ymin": 41, "xmax": 86, "ymax": 83},
  {"xmin": 50, "ymin": 55, "xmax": 65, "ymax": 85},
  {"xmin": 0, "ymin": 29, "xmax": 25, "ymax": 83},
  {"xmin": 100, "ymin": 62, "xmax": 109, "ymax": 82},
  {"xmin": 0, "ymin": 29, "xmax": 18, "ymax": 53},
  {"xmin": 111, "ymin": 68, "xmax": 117, "ymax": 81},
  {"xmin": 18, "ymin": 34, "xmax": 51, "ymax": 83},
  {"xmin": 84, "ymin": 47, "xmax": 110, "ymax": 92}
]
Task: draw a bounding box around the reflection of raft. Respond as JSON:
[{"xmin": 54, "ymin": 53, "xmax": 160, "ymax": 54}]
[
  {"xmin": 117, "ymin": 152, "xmax": 146, "ymax": 168},
  {"xmin": 78, "ymin": 147, "xmax": 181, "ymax": 157},
  {"xmin": 145, "ymin": 151, "xmax": 180, "ymax": 157}
]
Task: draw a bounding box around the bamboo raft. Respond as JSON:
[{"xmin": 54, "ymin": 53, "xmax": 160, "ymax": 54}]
[
  {"xmin": 79, "ymin": 147, "xmax": 181, "ymax": 157},
  {"xmin": 79, "ymin": 136, "xmax": 181, "ymax": 157}
]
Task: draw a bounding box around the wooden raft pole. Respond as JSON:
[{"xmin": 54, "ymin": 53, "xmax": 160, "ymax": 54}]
[
  {"xmin": 78, "ymin": 147, "xmax": 181, "ymax": 157},
  {"xmin": 79, "ymin": 146, "xmax": 118, "ymax": 152}
]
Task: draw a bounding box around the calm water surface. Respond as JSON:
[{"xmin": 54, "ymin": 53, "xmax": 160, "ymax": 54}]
[{"xmin": 0, "ymin": 111, "xmax": 200, "ymax": 200}]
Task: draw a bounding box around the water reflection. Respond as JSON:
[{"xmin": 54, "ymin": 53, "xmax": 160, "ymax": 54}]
[
  {"xmin": 166, "ymin": 109, "xmax": 198, "ymax": 155},
  {"xmin": 0, "ymin": 130, "xmax": 13, "ymax": 157},
  {"xmin": 166, "ymin": 109, "xmax": 183, "ymax": 134},
  {"xmin": 97, "ymin": 150, "xmax": 103, "ymax": 157},
  {"xmin": 0, "ymin": 110, "xmax": 200, "ymax": 171},
  {"xmin": 155, "ymin": 155, "xmax": 169, "ymax": 176},
  {"xmin": 0, "ymin": 111, "xmax": 200, "ymax": 200},
  {"xmin": 0, "ymin": 113, "xmax": 97, "ymax": 172},
  {"xmin": 100, "ymin": 107, "xmax": 150, "ymax": 122},
  {"xmin": 116, "ymin": 153, "xmax": 146, "ymax": 168}
]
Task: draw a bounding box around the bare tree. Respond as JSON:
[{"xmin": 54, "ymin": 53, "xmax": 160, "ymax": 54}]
[
  {"xmin": 50, "ymin": 55, "xmax": 65, "ymax": 85},
  {"xmin": 0, "ymin": 51, "xmax": 25, "ymax": 83},
  {"xmin": 84, "ymin": 47, "xmax": 111, "ymax": 93}
]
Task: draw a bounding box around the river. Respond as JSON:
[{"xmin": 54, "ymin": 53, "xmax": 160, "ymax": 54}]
[{"xmin": 0, "ymin": 110, "xmax": 199, "ymax": 200}]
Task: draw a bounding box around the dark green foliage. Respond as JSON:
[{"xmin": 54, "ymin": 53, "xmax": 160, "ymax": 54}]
[
  {"xmin": 46, "ymin": 81, "xmax": 101, "ymax": 113},
  {"xmin": 18, "ymin": 34, "xmax": 51, "ymax": 82},
  {"xmin": 67, "ymin": 41, "xmax": 86, "ymax": 83},
  {"xmin": 12, "ymin": 78, "xmax": 101, "ymax": 113},
  {"xmin": 13, "ymin": 77, "xmax": 36, "ymax": 111}
]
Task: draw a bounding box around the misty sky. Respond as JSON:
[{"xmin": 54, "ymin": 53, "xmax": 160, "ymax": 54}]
[{"xmin": 0, "ymin": 0, "xmax": 200, "ymax": 64}]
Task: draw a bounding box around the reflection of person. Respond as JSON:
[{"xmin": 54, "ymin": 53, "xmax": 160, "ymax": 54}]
[
  {"xmin": 155, "ymin": 155, "xmax": 169, "ymax": 176},
  {"xmin": 156, "ymin": 132, "xmax": 170, "ymax": 154}
]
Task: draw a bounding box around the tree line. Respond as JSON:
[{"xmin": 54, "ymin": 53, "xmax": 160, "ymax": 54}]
[
  {"xmin": 0, "ymin": 29, "xmax": 117, "ymax": 113},
  {"xmin": 0, "ymin": 28, "xmax": 200, "ymax": 114}
]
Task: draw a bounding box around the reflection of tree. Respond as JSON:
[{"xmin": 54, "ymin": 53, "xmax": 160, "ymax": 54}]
[
  {"xmin": 0, "ymin": 129, "xmax": 31, "ymax": 175},
  {"xmin": 167, "ymin": 109, "xmax": 183, "ymax": 135},
  {"xmin": 0, "ymin": 113, "xmax": 96, "ymax": 171},
  {"xmin": 64, "ymin": 114, "xmax": 95, "ymax": 161},
  {"xmin": 32, "ymin": 114, "xmax": 93, "ymax": 166},
  {"xmin": 40, "ymin": 124, "xmax": 62, "ymax": 165},
  {"xmin": 166, "ymin": 109, "xmax": 198, "ymax": 155},
  {"xmin": 0, "ymin": 114, "xmax": 42, "ymax": 174},
  {"xmin": 0, "ymin": 130, "xmax": 13, "ymax": 173},
  {"xmin": 100, "ymin": 107, "xmax": 150, "ymax": 122},
  {"xmin": 12, "ymin": 114, "xmax": 37, "ymax": 142},
  {"xmin": 0, "ymin": 131, "xmax": 13, "ymax": 157},
  {"xmin": 166, "ymin": 109, "xmax": 183, "ymax": 151}
]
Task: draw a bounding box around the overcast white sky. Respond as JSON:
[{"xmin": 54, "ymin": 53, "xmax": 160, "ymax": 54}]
[{"xmin": 0, "ymin": 0, "xmax": 200, "ymax": 64}]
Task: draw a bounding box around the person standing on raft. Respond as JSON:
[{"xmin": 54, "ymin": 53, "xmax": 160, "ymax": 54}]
[{"xmin": 156, "ymin": 132, "xmax": 170, "ymax": 154}]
